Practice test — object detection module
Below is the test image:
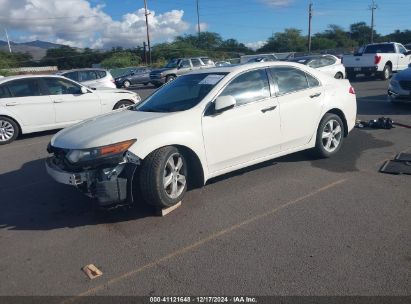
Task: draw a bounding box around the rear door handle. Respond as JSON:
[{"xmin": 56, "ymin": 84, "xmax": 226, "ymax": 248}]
[
  {"xmin": 53, "ymin": 100, "xmax": 64, "ymax": 103},
  {"xmin": 5, "ymin": 102, "xmax": 18, "ymax": 106},
  {"xmin": 310, "ymin": 92, "xmax": 322, "ymax": 98},
  {"xmin": 261, "ymin": 106, "xmax": 277, "ymax": 113}
]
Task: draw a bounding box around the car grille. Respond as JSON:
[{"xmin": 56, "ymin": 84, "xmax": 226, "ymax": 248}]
[{"xmin": 399, "ymin": 80, "xmax": 411, "ymax": 90}]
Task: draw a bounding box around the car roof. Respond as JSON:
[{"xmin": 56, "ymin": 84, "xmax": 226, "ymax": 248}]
[
  {"xmin": 0, "ymin": 74, "xmax": 67, "ymax": 84},
  {"xmin": 187, "ymin": 61, "xmax": 317, "ymax": 75},
  {"xmin": 61, "ymin": 68, "xmax": 108, "ymax": 73}
]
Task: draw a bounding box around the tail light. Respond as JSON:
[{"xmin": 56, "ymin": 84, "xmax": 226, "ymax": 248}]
[
  {"xmin": 374, "ymin": 55, "xmax": 381, "ymax": 65},
  {"xmin": 349, "ymin": 86, "xmax": 356, "ymax": 94}
]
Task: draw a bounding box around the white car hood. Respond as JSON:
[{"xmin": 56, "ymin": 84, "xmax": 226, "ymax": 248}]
[{"xmin": 51, "ymin": 109, "xmax": 168, "ymax": 149}]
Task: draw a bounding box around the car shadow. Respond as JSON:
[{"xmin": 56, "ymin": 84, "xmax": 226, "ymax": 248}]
[
  {"xmin": 0, "ymin": 130, "xmax": 393, "ymax": 231},
  {"xmin": 357, "ymin": 94, "xmax": 411, "ymax": 116},
  {"xmin": 0, "ymin": 158, "xmax": 156, "ymax": 231}
]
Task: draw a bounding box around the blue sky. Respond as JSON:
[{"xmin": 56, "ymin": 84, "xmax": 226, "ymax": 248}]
[
  {"xmin": 102, "ymin": 0, "xmax": 410, "ymax": 44},
  {"xmin": 1, "ymin": 0, "xmax": 410, "ymax": 49}
]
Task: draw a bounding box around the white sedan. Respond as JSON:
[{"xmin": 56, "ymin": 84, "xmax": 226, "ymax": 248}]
[
  {"xmin": 46, "ymin": 62, "xmax": 357, "ymax": 209},
  {"xmin": 291, "ymin": 55, "xmax": 346, "ymax": 79},
  {"xmin": 0, "ymin": 75, "xmax": 141, "ymax": 144}
]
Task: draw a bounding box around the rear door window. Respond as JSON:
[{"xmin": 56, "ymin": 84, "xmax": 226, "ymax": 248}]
[
  {"xmin": 96, "ymin": 70, "xmax": 106, "ymax": 78},
  {"xmin": 63, "ymin": 71, "xmax": 79, "ymax": 81},
  {"xmin": 191, "ymin": 58, "xmax": 202, "ymax": 67},
  {"xmin": 79, "ymin": 71, "xmax": 98, "ymax": 81},
  {"xmin": 270, "ymin": 67, "xmax": 309, "ymax": 95},
  {"xmin": 7, "ymin": 79, "xmax": 42, "ymax": 97}
]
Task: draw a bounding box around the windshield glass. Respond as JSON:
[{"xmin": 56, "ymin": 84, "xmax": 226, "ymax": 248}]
[
  {"xmin": 134, "ymin": 73, "xmax": 228, "ymax": 113},
  {"xmin": 165, "ymin": 59, "xmax": 180, "ymax": 68}
]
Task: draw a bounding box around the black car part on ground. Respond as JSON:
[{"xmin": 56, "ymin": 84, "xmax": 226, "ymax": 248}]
[
  {"xmin": 355, "ymin": 117, "xmax": 394, "ymax": 129},
  {"xmin": 380, "ymin": 153, "xmax": 411, "ymax": 175}
]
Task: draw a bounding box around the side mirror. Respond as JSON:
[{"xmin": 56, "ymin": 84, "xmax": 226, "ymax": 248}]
[
  {"xmin": 81, "ymin": 87, "xmax": 89, "ymax": 94},
  {"xmin": 405, "ymin": 50, "xmax": 411, "ymax": 56},
  {"xmin": 215, "ymin": 95, "xmax": 236, "ymax": 113}
]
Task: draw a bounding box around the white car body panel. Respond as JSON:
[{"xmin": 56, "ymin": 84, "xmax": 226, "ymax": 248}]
[
  {"xmin": 317, "ymin": 61, "xmax": 346, "ymax": 78},
  {"xmin": 0, "ymin": 75, "xmax": 140, "ymax": 134},
  {"xmin": 50, "ymin": 62, "xmax": 357, "ymax": 183}
]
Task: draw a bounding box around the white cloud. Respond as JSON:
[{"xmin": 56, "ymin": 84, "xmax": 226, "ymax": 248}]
[
  {"xmin": 245, "ymin": 40, "xmax": 266, "ymax": 50},
  {"xmin": 0, "ymin": 0, "xmax": 190, "ymax": 49},
  {"xmin": 259, "ymin": 0, "xmax": 294, "ymax": 7}
]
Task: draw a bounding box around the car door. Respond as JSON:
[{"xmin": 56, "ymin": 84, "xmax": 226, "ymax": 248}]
[
  {"xmin": 202, "ymin": 68, "xmax": 282, "ymax": 173},
  {"xmin": 0, "ymin": 78, "xmax": 55, "ymax": 129},
  {"xmin": 191, "ymin": 58, "xmax": 203, "ymax": 71},
  {"xmin": 177, "ymin": 59, "xmax": 192, "ymax": 75},
  {"xmin": 397, "ymin": 44, "xmax": 410, "ymax": 71},
  {"xmin": 78, "ymin": 70, "xmax": 99, "ymax": 88},
  {"xmin": 42, "ymin": 77, "xmax": 102, "ymax": 124},
  {"xmin": 269, "ymin": 66, "xmax": 324, "ymax": 150}
]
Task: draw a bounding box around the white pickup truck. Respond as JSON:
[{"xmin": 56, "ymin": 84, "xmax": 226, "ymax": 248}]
[{"xmin": 343, "ymin": 42, "xmax": 411, "ymax": 80}]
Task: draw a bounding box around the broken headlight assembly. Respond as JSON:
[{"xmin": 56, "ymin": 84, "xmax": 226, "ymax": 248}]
[{"xmin": 66, "ymin": 139, "xmax": 137, "ymax": 164}]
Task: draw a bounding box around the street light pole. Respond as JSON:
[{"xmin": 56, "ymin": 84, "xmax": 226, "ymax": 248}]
[
  {"xmin": 143, "ymin": 0, "xmax": 151, "ymax": 65},
  {"xmin": 196, "ymin": 0, "xmax": 201, "ymax": 41},
  {"xmin": 5, "ymin": 28, "xmax": 12, "ymax": 53}
]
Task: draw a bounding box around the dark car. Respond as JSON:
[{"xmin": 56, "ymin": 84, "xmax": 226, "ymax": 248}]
[
  {"xmin": 388, "ymin": 64, "xmax": 411, "ymax": 104},
  {"xmin": 115, "ymin": 67, "xmax": 152, "ymax": 88}
]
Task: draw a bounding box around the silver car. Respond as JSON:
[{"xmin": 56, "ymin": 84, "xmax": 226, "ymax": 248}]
[{"xmin": 59, "ymin": 68, "xmax": 116, "ymax": 89}]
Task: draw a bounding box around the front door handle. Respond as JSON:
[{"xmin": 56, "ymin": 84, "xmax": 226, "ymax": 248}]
[
  {"xmin": 261, "ymin": 106, "xmax": 277, "ymax": 113},
  {"xmin": 53, "ymin": 100, "xmax": 64, "ymax": 103},
  {"xmin": 5, "ymin": 102, "xmax": 18, "ymax": 106},
  {"xmin": 310, "ymin": 92, "xmax": 322, "ymax": 98}
]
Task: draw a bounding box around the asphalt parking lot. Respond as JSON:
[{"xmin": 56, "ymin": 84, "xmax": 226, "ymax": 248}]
[{"xmin": 0, "ymin": 79, "xmax": 410, "ymax": 297}]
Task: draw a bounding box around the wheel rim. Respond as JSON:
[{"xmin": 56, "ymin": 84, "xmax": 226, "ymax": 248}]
[
  {"xmin": 321, "ymin": 119, "xmax": 342, "ymax": 153},
  {"xmin": 384, "ymin": 68, "xmax": 389, "ymax": 79},
  {"xmin": 163, "ymin": 153, "xmax": 186, "ymax": 199},
  {"xmin": 124, "ymin": 81, "xmax": 130, "ymax": 88},
  {"xmin": 118, "ymin": 103, "xmax": 129, "ymax": 109},
  {"xmin": 167, "ymin": 76, "xmax": 175, "ymax": 82},
  {"xmin": 0, "ymin": 120, "xmax": 15, "ymax": 142},
  {"xmin": 335, "ymin": 73, "xmax": 342, "ymax": 79}
]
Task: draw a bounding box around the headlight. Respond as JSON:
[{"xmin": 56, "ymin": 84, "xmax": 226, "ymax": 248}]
[{"xmin": 66, "ymin": 139, "xmax": 136, "ymax": 164}]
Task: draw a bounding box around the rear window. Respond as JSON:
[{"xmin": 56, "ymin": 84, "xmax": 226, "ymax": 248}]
[{"xmin": 364, "ymin": 44, "xmax": 395, "ymax": 54}]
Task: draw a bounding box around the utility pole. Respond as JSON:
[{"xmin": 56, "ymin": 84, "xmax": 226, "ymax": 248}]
[
  {"xmin": 5, "ymin": 28, "xmax": 12, "ymax": 53},
  {"xmin": 196, "ymin": 0, "xmax": 201, "ymax": 41},
  {"xmin": 143, "ymin": 41, "xmax": 147, "ymax": 65},
  {"xmin": 369, "ymin": 0, "xmax": 378, "ymax": 43},
  {"xmin": 143, "ymin": 0, "xmax": 151, "ymax": 65},
  {"xmin": 307, "ymin": 2, "xmax": 312, "ymax": 53}
]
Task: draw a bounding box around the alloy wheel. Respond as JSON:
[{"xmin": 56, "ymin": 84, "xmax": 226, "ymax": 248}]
[
  {"xmin": 0, "ymin": 120, "xmax": 15, "ymax": 142},
  {"xmin": 321, "ymin": 119, "xmax": 342, "ymax": 153},
  {"xmin": 163, "ymin": 153, "xmax": 186, "ymax": 199}
]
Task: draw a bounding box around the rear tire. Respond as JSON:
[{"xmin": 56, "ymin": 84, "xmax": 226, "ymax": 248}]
[
  {"xmin": 380, "ymin": 64, "xmax": 391, "ymax": 80},
  {"xmin": 113, "ymin": 100, "xmax": 134, "ymax": 110},
  {"xmin": 165, "ymin": 75, "xmax": 176, "ymax": 83},
  {"xmin": 139, "ymin": 146, "xmax": 188, "ymax": 208},
  {"xmin": 0, "ymin": 116, "xmax": 19, "ymax": 145},
  {"xmin": 123, "ymin": 80, "xmax": 131, "ymax": 88},
  {"xmin": 312, "ymin": 113, "xmax": 344, "ymax": 158}
]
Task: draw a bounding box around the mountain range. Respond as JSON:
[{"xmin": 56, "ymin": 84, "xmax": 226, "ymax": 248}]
[{"xmin": 0, "ymin": 40, "xmax": 67, "ymax": 60}]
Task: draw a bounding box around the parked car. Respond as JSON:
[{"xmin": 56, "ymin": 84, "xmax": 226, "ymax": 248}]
[
  {"xmin": 215, "ymin": 61, "xmax": 231, "ymax": 67},
  {"xmin": 343, "ymin": 42, "xmax": 411, "ymax": 80},
  {"xmin": 114, "ymin": 67, "xmax": 152, "ymax": 88},
  {"xmin": 240, "ymin": 54, "xmax": 278, "ymax": 64},
  {"xmin": 59, "ymin": 68, "xmax": 116, "ymax": 89},
  {"xmin": 46, "ymin": 62, "xmax": 356, "ymax": 209},
  {"xmin": 247, "ymin": 56, "xmax": 277, "ymax": 63},
  {"xmin": 387, "ymin": 63, "xmax": 411, "ymax": 103},
  {"xmin": 150, "ymin": 57, "xmax": 215, "ymax": 87},
  {"xmin": 290, "ymin": 55, "xmax": 346, "ymax": 79},
  {"xmin": 0, "ymin": 75, "xmax": 141, "ymax": 144}
]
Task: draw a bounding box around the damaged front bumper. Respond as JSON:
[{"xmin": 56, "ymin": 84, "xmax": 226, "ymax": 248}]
[{"xmin": 46, "ymin": 151, "xmax": 140, "ymax": 207}]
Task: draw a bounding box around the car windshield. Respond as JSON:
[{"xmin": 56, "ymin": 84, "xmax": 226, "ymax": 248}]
[
  {"xmin": 164, "ymin": 59, "xmax": 180, "ymax": 68},
  {"xmin": 134, "ymin": 73, "xmax": 228, "ymax": 113}
]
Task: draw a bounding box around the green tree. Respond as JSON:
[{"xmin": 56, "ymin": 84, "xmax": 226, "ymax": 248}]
[
  {"xmin": 258, "ymin": 28, "xmax": 306, "ymax": 52},
  {"xmin": 101, "ymin": 52, "xmax": 141, "ymax": 69}
]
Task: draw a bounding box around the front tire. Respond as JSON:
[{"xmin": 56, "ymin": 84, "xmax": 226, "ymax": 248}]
[
  {"xmin": 139, "ymin": 146, "xmax": 188, "ymax": 208},
  {"xmin": 0, "ymin": 116, "xmax": 19, "ymax": 145},
  {"xmin": 113, "ymin": 100, "xmax": 134, "ymax": 110},
  {"xmin": 165, "ymin": 75, "xmax": 176, "ymax": 83},
  {"xmin": 312, "ymin": 113, "xmax": 344, "ymax": 158},
  {"xmin": 334, "ymin": 72, "xmax": 343, "ymax": 79}
]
